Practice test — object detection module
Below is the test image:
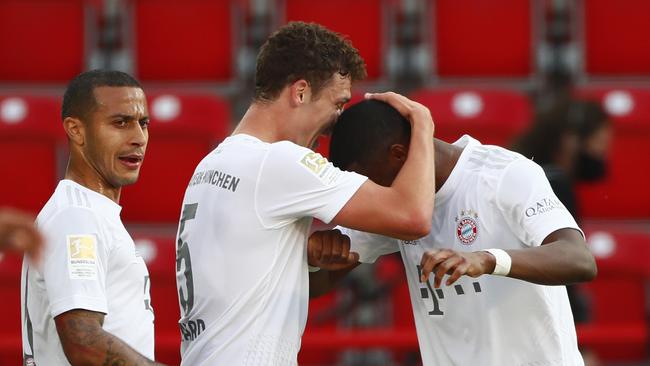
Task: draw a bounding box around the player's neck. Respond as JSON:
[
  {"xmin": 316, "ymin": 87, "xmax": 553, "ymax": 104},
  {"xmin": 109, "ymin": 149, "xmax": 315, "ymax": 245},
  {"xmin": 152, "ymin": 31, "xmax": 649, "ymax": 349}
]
[
  {"xmin": 233, "ymin": 102, "xmax": 305, "ymax": 145},
  {"xmin": 64, "ymin": 158, "xmax": 121, "ymax": 204},
  {"xmin": 434, "ymin": 139, "xmax": 463, "ymax": 193}
]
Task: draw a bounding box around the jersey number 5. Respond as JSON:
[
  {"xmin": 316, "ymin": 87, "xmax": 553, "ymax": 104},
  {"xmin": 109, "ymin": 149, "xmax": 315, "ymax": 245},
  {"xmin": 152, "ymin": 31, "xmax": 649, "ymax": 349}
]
[{"xmin": 177, "ymin": 203, "xmax": 198, "ymax": 317}]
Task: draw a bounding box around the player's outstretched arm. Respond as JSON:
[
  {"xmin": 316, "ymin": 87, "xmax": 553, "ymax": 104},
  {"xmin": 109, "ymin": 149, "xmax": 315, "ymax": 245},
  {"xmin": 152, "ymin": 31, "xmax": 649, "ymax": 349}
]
[
  {"xmin": 419, "ymin": 228, "xmax": 597, "ymax": 287},
  {"xmin": 55, "ymin": 309, "xmax": 167, "ymax": 366},
  {"xmin": 332, "ymin": 92, "xmax": 435, "ymax": 240}
]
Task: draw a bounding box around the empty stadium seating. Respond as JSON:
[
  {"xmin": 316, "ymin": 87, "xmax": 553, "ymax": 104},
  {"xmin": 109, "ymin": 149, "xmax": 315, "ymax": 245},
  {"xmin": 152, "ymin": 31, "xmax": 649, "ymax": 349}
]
[
  {"xmin": 0, "ymin": 95, "xmax": 63, "ymax": 213},
  {"xmin": 132, "ymin": 0, "xmax": 236, "ymax": 82},
  {"xmin": 430, "ymin": 0, "xmax": 535, "ymax": 78},
  {"xmin": 579, "ymin": 223, "xmax": 650, "ymax": 361},
  {"xmin": 0, "ymin": 0, "xmax": 88, "ymax": 82},
  {"xmin": 409, "ymin": 87, "xmax": 532, "ymax": 147},
  {"xmin": 583, "ymin": 0, "xmax": 650, "ymax": 77},
  {"xmin": 119, "ymin": 92, "xmax": 231, "ymax": 223},
  {"xmin": 574, "ymin": 87, "xmax": 650, "ymax": 218},
  {"xmin": 283, "ymin": 0, "xmax": 385, "ymax": 80}
]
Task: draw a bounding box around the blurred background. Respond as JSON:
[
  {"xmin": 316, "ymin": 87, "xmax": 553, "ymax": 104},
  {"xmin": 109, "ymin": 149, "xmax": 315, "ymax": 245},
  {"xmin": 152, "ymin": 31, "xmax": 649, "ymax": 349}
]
[{"xmin": 0, "ymin": 0, "xmax": 649, "ymax": 365}]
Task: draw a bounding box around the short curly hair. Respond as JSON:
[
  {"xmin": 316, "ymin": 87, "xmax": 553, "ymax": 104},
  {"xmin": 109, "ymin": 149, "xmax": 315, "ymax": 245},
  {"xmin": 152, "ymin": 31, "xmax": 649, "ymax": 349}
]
[{"xmin": 254, "ymin": 21, "xmax": 367, "ymax": 102}]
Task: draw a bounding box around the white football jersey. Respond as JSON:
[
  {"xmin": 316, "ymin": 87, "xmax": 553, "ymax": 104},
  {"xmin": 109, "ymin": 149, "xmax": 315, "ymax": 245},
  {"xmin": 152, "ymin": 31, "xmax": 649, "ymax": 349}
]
[
  {"xmin": 346, "ymin": 135, "xmax": 584, "ymax": 366},
  {"xmin": 176, "ymin": 134, "xmax": 366, "ymax": 365},
  {"xmin": 21, "ymin": 180, "xmax": 155, "ymax": 365}
]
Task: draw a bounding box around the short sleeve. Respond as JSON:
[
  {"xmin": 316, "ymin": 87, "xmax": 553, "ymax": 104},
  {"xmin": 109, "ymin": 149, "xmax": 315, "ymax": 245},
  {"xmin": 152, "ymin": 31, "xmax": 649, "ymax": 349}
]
[
  {"xmin": 496, "ymin": 158, "xmax": 583, "ymax": 247},
  {"xmin": 39, "ymin": 207, "xmax": 109, "ymax": 317},
  {"xmin": 339, "ymin": 227, "xmax": 400, "ymax": 263},
  {"xmin": 256, "ymin": 142, "xmax": 367, "ymax": 227}
]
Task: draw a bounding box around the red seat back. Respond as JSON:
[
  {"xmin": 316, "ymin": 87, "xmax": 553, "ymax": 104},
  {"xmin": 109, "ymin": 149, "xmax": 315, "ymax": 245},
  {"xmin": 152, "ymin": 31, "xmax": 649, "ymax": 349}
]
[
  {"xmin": 432, "ymin": 0, "xmax": 533, "ymax": 78},
  {"xmin": 0, "ymin": 95, "xmax": 63, "ymax": 213},
  {"xmin": 120, "ymin": 92, "xmax": 230, "ymax": 223},
  {"xmin": 133, "ymin": 0, "xmax": 235, "ymax": 82},
  {"xmin": 584, "ymin": 0, "xmax": 650, "ymax": 76},
  {"xmin": 0, "ymin": 0, "xmax": 86, "ymax": 82},
  {"xmin": 0, "ymin": 254, "xmax": 24, "ymax": 366},
  {"xmin": 409, "ymin": 88, "xmax": 532, "ymax": 147}
]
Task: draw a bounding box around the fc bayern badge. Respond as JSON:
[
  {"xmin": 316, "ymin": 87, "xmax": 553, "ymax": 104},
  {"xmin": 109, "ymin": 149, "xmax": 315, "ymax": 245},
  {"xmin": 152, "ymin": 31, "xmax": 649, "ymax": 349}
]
[{"xmin": 455, "ymin": 209, "xmax": 479, "ymax": 245}]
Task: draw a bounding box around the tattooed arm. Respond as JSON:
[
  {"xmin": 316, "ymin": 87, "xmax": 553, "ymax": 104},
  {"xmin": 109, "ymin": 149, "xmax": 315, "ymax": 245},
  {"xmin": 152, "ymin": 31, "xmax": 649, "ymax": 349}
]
[{"xmin": 54, "ymin": 309, "xmax": 166, "ymax": 366}]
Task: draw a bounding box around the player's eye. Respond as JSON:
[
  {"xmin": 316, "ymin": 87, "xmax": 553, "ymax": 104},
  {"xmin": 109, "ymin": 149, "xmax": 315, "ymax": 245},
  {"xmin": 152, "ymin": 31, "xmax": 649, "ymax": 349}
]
[{"xmin": 139, "ymin": 119, "xmax": 150, "ymax": 128}]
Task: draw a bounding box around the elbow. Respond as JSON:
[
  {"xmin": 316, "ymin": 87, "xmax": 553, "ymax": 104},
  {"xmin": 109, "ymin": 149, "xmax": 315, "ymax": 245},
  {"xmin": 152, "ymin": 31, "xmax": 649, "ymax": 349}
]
[
  {"xmin": 398, "ymin": 210, "xmax": 432, "ymax": 240},
  {"xmin": 581, "ymin": 255, "xmax": 598, "ymax": 282},
  {"xmin": 574, "ymin": 250, "xmax": 598, "ymax": 283}
]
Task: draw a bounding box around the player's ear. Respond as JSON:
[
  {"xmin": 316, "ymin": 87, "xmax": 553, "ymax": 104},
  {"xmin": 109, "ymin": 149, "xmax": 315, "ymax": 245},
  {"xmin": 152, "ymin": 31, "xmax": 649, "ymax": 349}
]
[
  {"xmin": 389, "ymin": 144, "xmax": 408, "ymax": 163},
  {"xmin": 63, "ymin": 117, "xmax": 85, "ymax": 146},
  {"xmin": 289, "ymin": 79, "xmax": 310, "ymax": 107}
]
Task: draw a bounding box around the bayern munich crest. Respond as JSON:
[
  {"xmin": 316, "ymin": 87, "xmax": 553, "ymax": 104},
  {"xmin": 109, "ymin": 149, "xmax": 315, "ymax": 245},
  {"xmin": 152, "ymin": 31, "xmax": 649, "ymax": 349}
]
[{"xmin": 455, "ymin": 209, "xmax": 479, "ymax": 245}]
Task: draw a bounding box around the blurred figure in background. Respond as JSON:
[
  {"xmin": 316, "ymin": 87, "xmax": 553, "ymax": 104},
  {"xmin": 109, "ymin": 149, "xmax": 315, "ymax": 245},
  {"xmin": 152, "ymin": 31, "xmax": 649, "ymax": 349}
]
[
  {"xmin": 513, "ymin": 98, "xmax": 612, "ymax": 366},
  {"xmin": 0, "ymin": 207, "xmax": 42, "ymax": 260}
]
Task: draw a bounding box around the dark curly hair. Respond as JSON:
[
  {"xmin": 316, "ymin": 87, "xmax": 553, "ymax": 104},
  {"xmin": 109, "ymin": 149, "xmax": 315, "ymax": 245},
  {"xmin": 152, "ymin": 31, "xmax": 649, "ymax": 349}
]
[{"xmin": 254, "ymin": 21, "xmax": 367, "ymax": 102}]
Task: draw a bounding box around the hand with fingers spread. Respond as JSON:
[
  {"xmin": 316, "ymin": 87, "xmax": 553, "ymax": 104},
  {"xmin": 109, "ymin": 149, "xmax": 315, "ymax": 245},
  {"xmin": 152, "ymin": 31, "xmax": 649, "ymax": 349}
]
[
  {"xmin": 308, "ymin": 229, "xmax": 359, "ymax": 271},
  {"xmin": 419, "ymin": 249, "xmax": 496, "ymax": 288},
  {"xmin": 365, "ymin": 91, "xmax": 434, "ymax": 132},
  {"xmin": 0, "ymin": 207, "xmax": 43, "ymax": 261}
]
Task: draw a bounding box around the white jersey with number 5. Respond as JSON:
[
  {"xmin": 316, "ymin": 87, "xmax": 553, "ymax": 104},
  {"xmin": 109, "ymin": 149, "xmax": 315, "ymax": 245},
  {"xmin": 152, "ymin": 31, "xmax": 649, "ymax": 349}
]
[
  {"xmin": 21, "ymin": 179, "xmax": 155, "ymax": 365},
  {"xmin": 346, "ymin": 136, "xmax": 584, "ymax": 366},
  {"xmin": 176, "ymin": 134, "xmax": 366, "ymax": 365}
]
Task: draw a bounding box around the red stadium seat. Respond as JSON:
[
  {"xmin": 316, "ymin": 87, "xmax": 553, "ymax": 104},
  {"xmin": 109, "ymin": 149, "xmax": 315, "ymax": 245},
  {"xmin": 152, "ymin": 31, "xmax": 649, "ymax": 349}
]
[
  {"xmin": 119, "ymin": 92, "xmax": 230, "ymax": 223},
  {"xmin": 283, "ymin": 0, "xmax": 385, "ymax": 80},
  {"xmin": 0, "ymin": 95, "xmax": 63, "ymax": 213},
  {"xmin": 132, "ymin": 0, "xmax": 236, "ymax": 82},
  {"xmin": 0, "ymin": 0, "xmax": 87, "ymax": 82},
  {"xmin": 409, "ymin": 88, "xmax": 532, "ymax": 147},
  {"xmin": 431, "ymin": 0, "xmax": 535, "ymax": 78},
  {"xmin": 574, "ymin": 87, "xmax": 650, "ymax": 218},
  {"xmin": 583, "ymin": 0, "xmax": 650, "ymax": 76},
  {"xmin": 133, "ymin": 235, "xmax": 180, "ymax": 365},
  {"xmin": 579, "ymin": 224, "xmax": 650, "ymax": 361}
]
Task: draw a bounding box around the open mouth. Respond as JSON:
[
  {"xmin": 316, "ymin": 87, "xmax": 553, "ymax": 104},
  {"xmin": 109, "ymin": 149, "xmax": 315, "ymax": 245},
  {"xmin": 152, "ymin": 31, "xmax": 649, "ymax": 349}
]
[{"xmin": 118, "ymin": 154, "xmax": 143, "ymax": 168}]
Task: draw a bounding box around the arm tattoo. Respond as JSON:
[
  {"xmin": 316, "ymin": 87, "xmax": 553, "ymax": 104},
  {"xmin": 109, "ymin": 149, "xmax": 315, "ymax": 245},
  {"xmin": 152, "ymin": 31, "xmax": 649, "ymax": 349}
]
[{"xmin": 55, "ymin": 309, "xmax": 163, "ymax": 366}]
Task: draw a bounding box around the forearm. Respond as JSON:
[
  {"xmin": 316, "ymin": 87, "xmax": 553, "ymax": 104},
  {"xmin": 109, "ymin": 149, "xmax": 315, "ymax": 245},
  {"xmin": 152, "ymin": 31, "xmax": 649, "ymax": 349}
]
[
  {"xmin": 500, "ymin": 240, "xmax": 597, "ymax": 285},
  {"xmin": 57, "ymin": 311, "xmax": 165, "ymax": 366},
  {"xmin": 391, "ymin": 120, "xmax": 435, "ymax": 221},
  {"xmin": 309, "ymin": 263, "xmax": 360, "ymax": 298}
]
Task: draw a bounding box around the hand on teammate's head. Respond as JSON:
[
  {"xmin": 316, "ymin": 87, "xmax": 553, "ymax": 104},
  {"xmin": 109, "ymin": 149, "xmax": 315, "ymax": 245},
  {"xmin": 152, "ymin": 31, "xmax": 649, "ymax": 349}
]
[{"xmin": 0, "ymin": 207, "xmax": 43, "ymax": 262}]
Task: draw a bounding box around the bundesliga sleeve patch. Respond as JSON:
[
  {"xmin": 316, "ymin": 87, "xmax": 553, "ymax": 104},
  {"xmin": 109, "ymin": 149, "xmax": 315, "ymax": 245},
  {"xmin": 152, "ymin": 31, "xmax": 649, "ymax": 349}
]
[
  {"xmin": 66, "ymin": 234, "xmax": 98, "ymax": 280},
  {"xmin": 299, "ymin": 152, "xmax": 342, "ymax": 185}
]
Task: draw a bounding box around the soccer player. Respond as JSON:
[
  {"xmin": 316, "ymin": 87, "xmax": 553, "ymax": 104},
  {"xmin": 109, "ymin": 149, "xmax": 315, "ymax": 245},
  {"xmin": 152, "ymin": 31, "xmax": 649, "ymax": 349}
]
[
  {"xmin": 311, "ymin": 100, "xmax": 597, "ymax": 365},
  {"xmin": 0, "ymin": 207, "xmax": 42, "ymax": 260},
  {"xmin": 175, "ymin": 22, "xmax": 435, "ymax": 365},
  {"xmin": 21, "ymin": 70, "xmax": 164, "ymax": 365}
]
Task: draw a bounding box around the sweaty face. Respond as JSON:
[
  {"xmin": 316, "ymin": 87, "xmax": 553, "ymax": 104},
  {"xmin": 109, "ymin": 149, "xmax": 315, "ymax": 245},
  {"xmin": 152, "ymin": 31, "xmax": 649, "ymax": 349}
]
[{"xmin": 82, "ymin": 86, "xmax": 149, "ymax": 188}]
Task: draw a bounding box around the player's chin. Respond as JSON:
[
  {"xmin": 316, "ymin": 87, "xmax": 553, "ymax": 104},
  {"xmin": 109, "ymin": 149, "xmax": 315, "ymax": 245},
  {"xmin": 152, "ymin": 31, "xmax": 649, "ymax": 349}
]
[{"xmin": 115, "ymin": 171, "xmax": 141, "ymax": 187}]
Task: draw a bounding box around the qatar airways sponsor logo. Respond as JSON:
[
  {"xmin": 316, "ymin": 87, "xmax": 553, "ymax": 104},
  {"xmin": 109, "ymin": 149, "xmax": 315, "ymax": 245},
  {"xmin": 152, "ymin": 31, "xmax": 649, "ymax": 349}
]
[{"xmin": 525, "ymin": 197, "xmax": 565, "ymax": 217}]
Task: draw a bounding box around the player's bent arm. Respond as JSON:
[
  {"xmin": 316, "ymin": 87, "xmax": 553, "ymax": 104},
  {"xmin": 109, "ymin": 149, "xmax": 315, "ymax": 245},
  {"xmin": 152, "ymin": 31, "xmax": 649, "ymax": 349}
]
[
  {"xmin": 332, "ymin": 98, "xmax": 435, "ymax": 240},
  {"xmin": 55, "ymin": 309, "xmax": 166, "ymax": 366},
  {"xmin": 504, "ymin": 228, "xmax": 597, "ymax": 285}
]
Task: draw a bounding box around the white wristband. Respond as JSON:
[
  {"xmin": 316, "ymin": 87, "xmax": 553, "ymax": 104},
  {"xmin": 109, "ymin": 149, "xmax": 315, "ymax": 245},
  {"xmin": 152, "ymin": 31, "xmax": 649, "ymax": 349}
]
[
  {"xmin": 308, "ymin": 265, "xmax": 321, "ymax": 273},
  {"xmin": 484, "ymin": 248, "xmax": 512, "ymax": 276}
]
